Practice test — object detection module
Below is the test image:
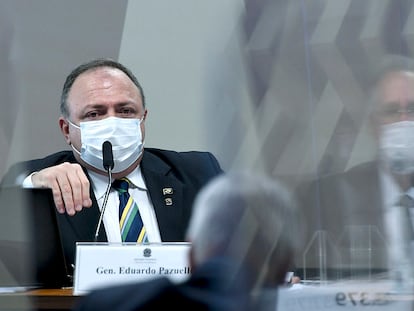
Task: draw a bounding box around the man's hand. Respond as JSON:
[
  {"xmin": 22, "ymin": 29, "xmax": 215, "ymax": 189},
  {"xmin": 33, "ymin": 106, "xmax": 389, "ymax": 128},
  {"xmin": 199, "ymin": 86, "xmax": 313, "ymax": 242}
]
[{"xmin": 31, "ymin": 162, "xmax": 92, "ymax": 215}]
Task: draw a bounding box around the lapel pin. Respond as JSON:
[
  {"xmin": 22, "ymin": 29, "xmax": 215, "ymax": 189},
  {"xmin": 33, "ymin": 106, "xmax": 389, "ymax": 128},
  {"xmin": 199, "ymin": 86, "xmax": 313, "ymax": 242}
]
[
  {"xmin": 165, "ymin": 198, "xmax": 173, "ymax": 206},
  {"xmin": 163, "ymin": 188, "xmax": 173, "ymax": 195}
]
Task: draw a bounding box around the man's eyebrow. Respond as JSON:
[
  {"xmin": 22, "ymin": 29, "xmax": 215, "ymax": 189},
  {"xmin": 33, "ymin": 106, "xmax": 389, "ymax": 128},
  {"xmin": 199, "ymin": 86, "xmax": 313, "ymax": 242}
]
[
  {"xmin": 114, "ymin": 102, "xmax": 134, "ymax": 107},
  {"xmin": 79, "ymin": 104, "xmax": 106, "ymax": 114}
]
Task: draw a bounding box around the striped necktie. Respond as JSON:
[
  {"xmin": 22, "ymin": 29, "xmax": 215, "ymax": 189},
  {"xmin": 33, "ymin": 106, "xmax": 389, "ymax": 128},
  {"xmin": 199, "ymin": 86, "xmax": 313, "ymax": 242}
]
[
  {"xmin": 387, "ymin": 193, "xmax": 414, "ymax": 287},
  {"xmin": 112, "ymin": 178, "xmax": 149, "ymax": 243}
]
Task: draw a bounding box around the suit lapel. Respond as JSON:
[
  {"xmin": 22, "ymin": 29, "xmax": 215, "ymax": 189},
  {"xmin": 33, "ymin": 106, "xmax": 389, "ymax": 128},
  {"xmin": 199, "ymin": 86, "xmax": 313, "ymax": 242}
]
[
  {"xmin": 140, "ymin": 151, "xmax": 186, "ymax": 241},
  {"xmin": 344, "ymin": 161, "xmax": 384, "ymax": 227}
]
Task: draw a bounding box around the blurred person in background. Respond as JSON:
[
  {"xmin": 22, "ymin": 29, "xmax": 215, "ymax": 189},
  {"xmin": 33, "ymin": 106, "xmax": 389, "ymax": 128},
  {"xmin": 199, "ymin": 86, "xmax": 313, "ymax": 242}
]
[{"xmin": 295, "ymin": 54, "xmax": 414, "ymax": 286}]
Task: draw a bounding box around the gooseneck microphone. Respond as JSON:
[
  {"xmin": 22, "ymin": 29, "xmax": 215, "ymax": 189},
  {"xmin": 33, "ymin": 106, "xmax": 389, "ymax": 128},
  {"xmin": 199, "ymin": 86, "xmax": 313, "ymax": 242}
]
[
  {"xmin": 94, "ymin": 141, "xmax": 114, "ymax": 242},
  {"xmin": 102, "ymin": 141, "xmax": 114, "ymax": 171}
]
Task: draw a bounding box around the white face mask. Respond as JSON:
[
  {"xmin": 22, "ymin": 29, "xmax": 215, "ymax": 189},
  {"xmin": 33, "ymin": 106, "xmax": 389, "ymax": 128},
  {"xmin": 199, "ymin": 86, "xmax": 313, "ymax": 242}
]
[
  {"xmin": 379, "ymin": 121, "xmax": 414, "ymax": 175},
  {"xmin": 69, "ymin": 116, "xmax": 144, "ymax": 173}
]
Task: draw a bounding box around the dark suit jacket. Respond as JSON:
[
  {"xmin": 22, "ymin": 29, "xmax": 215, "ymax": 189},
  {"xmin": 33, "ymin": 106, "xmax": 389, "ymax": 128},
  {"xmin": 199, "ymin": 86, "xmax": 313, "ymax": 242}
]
[
  {"xmin": 73, "ymin": 257, "xmax": 252, "ymax": 311},
  {"xmin": 1, "ymin": 148, "xmax": 223, "ymax": 279},
  {"xmin": 295, "ymin": 161, "xmax": 389, "ymax": 279}
]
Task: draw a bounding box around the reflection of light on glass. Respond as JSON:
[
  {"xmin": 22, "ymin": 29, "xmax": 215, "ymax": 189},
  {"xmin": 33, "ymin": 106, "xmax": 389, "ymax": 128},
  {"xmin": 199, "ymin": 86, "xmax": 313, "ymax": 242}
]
[
  {"xmin": 336, "ymin": 225, "xmax": 388, "ymax": 281},
  {"xmin": 302, "ymin": 226, "xmax": 391, "ymax": 283},
  {"xmin": 302, "ymin": 230, "xmax": 341, "ymax": 283},
  {"xmin": 385, "ymin": 203, "xmax": 414, "ymax": 293}
]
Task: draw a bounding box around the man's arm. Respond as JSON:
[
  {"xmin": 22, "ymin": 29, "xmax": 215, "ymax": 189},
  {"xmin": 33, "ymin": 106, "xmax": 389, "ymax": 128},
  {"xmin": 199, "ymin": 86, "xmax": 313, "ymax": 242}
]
[
  {"xmin": 1, "ymin": 151, "xmax": 92, "ymax": 215},
  {"xmin": 30, "ymin": 163, "xmax": 92, "ymax": 215}
]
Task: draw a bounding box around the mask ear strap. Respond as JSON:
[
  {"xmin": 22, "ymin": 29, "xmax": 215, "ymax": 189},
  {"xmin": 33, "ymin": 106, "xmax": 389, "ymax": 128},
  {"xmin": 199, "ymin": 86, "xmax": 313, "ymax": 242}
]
[
  {"xmin": 70, "ymin": 143, "xmax": 81, "ymax": 155},
  {"xmin": 67, "ymin": 119, "xmax": 80, "ymax": 129}
]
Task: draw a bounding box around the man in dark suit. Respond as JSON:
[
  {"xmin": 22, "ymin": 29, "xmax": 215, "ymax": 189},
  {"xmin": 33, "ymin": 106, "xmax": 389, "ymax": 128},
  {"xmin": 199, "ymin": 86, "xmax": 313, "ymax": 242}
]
[
  {"xmin": 296, "ymin": 54, "xmax": 414, "ymax": 284},
  {"xmin": 295, "ymin": 161, "xmax": 389, "ymax": 280},
  {"xmin": 0, "ymin": 58, "xmax": 223, "ymax": 279},
  {"xmin": 73, "ymin": 171, "xmax": 302, "ymax": 311}
]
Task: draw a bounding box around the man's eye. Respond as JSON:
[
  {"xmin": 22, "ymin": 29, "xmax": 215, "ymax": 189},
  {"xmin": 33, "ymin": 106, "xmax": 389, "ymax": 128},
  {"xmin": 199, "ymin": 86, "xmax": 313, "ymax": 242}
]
[
  {"xmin": 120, "ymin": 109, "xmax": 134, "ymax": 115},
  {"xmin": 85, "ymin": 112, "xmax": 99, "ymax": 119}
]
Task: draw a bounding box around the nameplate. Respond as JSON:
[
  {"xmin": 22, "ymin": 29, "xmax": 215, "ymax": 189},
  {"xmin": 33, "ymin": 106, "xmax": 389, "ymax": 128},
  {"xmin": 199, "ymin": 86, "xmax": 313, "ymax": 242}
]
[
  {"xmin": 73, "ymin": 242, "xmax": 191, "ymax": 295},
  {"xmin": 278, "ymin": 279, "xmax": 414, "ymax": 311}
]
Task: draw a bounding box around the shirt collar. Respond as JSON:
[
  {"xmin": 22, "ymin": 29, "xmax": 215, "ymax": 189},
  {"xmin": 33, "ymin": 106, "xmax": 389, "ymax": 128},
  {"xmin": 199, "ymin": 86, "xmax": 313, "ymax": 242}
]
[
  {"xmin": 379, "ymin": 167, "xmax": 414, "ymax": 206},
  {"xmin": 407, "ymin": 186, "xmax": 414, "ymax": 199},
  {"xmin": 89, "ymin": 166, "xmax": 147, "ymax": 201},
  {"xmin": 124, "ymin": 167, "xmax": 147, "ymax": 191}
]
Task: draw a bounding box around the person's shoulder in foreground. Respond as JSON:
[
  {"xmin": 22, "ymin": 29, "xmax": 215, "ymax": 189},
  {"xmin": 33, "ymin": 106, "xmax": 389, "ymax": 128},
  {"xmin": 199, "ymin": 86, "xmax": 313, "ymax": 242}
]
[
  {"xmin": 73, "ymin": 257, "xmax": 247, "ymax": 311},
  {"xmin": 73, "ymin": 171, "xmax": 303, "ymax": 311}
]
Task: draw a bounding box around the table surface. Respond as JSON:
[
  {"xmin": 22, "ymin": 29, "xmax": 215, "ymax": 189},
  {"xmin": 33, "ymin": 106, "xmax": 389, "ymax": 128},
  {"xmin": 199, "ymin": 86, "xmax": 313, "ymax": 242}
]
[{"xmin": 0, "ymin": 287, "xmax": 81, "ymax": 310}]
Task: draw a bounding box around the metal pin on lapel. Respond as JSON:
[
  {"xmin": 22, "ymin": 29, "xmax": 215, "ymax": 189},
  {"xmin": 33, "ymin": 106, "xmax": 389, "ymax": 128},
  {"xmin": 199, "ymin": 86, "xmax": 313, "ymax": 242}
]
[
  {"xmin": 163, "ymin": 188, "xmax": 173, "ymax": 195},
  {"xmin": 165, "ymin": 198, "xmax": 173, "ymax": 206}
]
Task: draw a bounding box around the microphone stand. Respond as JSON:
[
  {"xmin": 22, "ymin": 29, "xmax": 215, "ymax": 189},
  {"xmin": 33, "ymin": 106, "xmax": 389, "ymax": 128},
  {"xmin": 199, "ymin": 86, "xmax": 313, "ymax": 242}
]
[
  {"xmin": 94, "ymin": 141, "xmax": 114, "ymax": 242},
  {"xmin": 94, "ymin": 168, "xmax": 112, "ymax": 242}
]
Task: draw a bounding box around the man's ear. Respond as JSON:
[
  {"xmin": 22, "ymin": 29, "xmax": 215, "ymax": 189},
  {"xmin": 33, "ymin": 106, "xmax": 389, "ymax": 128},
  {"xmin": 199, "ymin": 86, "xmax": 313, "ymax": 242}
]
[{"xmin": 59, "ymin": 117, "xmax": 71, "ymax": 144}]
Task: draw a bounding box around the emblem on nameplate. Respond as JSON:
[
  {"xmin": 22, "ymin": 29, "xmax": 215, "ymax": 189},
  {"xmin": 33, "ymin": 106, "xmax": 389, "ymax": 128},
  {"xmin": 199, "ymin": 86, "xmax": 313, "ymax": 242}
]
[{"xmin": 143, "ymin": 248, "xmax": 151, "ymax": 258}]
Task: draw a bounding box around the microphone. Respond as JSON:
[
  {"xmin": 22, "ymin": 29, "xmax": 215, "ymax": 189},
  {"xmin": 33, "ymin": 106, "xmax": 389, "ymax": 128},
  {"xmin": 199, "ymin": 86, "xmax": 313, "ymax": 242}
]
[
  {"xmin": 94, "ymin": 141, "xmax": 113, "ymax": 242},
  {"xmin": 102, "ymin": 141, "xmax": 114, "ymax": 171}
]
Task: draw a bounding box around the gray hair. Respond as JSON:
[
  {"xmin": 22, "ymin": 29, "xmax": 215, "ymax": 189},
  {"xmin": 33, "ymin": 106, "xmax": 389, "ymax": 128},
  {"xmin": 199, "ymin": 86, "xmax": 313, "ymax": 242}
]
[{"xmin": 186, "ymin": 171, "xmax": 302, "ymax": 289}]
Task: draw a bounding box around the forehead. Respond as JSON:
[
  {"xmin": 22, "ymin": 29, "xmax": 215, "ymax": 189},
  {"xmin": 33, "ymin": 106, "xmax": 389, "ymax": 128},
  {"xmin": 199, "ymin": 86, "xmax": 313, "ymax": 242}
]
[
  {"xmin": 69, "ymin": 66, "xmax": 142, "ymax": 101},
  {"xmin": 72, "ymin": 67, "xmax": 138, "ymax": 92},
  {"xmin": 377, "ymin": 71, "xmax": 414, "ymax": 104},
  {"xmin": 66, "ymin": 67, "xmax": 143, "ymax": 112}
]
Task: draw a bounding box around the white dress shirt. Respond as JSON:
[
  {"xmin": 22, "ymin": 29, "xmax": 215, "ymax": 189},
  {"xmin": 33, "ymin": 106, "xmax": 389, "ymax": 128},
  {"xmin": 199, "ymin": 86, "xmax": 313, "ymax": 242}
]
[{"xmin": 380, "ymin": 169, "xmax": 414, "ymax": 229}]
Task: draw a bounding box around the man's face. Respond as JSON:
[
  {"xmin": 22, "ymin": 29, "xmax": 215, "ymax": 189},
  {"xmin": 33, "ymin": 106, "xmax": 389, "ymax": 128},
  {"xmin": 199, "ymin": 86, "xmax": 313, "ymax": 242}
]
[
  {"xmin": 373, "ymin": 71, "xmax": 414, "ymax": 127},
  {"xmin": 59, "ymin": 67, "xmax": 146, "ymax": 169},
  {"xmin": 373, "ymin": 70, "xmax": 414, "ymax": 177}
]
